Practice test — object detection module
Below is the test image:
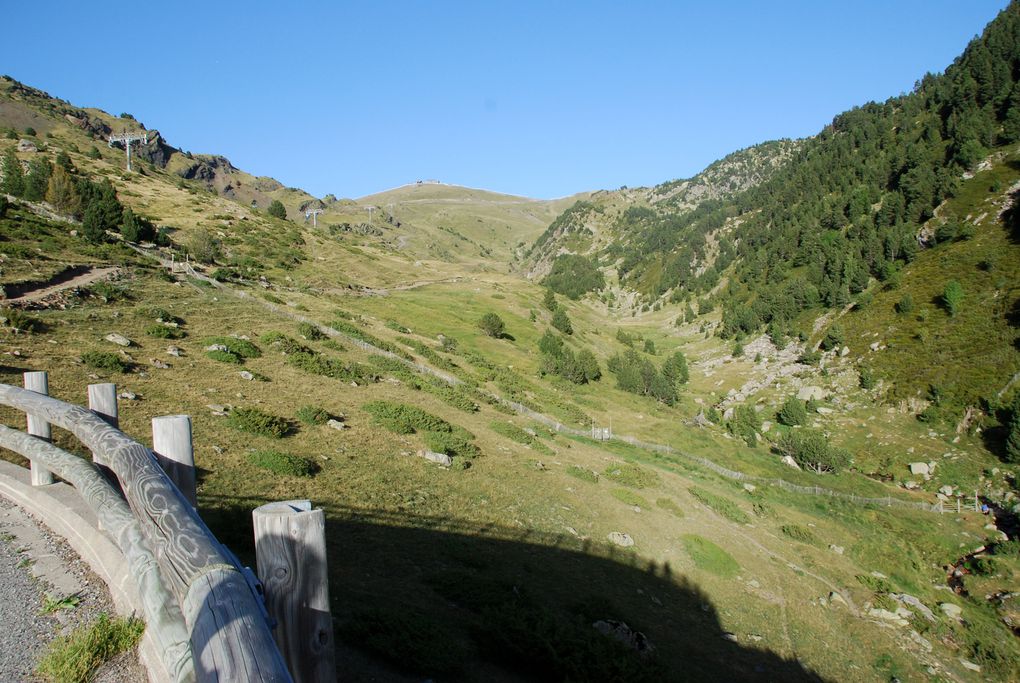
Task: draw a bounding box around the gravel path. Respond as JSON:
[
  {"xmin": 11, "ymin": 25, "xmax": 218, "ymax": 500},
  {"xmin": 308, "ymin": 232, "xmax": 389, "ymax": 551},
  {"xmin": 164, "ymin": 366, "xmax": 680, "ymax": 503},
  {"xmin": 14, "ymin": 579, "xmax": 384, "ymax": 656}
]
[
  {"xmin": 0, "ymin": 503, "xmax": 56, "ymax": 681},
  {"xmin": 0, "ymin": 497, "xmax": 144, "ymax": 682}
]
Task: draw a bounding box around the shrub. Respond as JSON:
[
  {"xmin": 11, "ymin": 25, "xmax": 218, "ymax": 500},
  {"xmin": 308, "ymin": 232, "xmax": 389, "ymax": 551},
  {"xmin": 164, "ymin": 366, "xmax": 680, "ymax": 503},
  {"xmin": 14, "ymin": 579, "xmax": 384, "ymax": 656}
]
[
  {"xmin": 81, "ymin": 351, "xmax": 129, "ymax": 373},
  {"xmin": 777, "ymin": 396, "xmax": 807, "ymax": 426},
  {"xmin": 551, "ymin": 307, "xmax": 573, "ymax": 335},
  {"xmin": 490, "ymin": 421, "xmax": 552, "ymax": 455},
  {"xmin": 727, "ymin": 404, "xmax": 761, "ymax": 447},
  {"xmin": 942, "ymin": 280, "xmax": 964, "ymax": 317},
  {"xmin": 363, "ymin": 400, "xmax": 452, "ymax": 434},
  {"xmin": 424, "ymin": 429, "xmax": 479, "ymax": 460},
  {"xmin": 267, "ymin": 200, "xmax": 287, "ymax": 219},
  {"xmin": 655, "ymin": 497, "xmax": 684, "ymax": 518},
  {"xmin": 688, "ymin": 487, "xmax": 750, "ymax": 524},
  {"xmin": 1, "ymin": 308, "xmax": 40, "ymax": 333},
  {"xmin": 681, "ymin": 534, "xmax": 739, "ymax": 577},
  {"xmin": 478, "ymin": 312, "xmax": 506, "ymax": 338},
  {"xmin": 820, "ymin": 324, "xmax": 844, "ymax": 351},
  {"xmin": 145, "ymin": 324, "xmax": 186, "ymax": 339},
  {"xmin": 296, "ymin": 405, "xmax": 330, "ymax": 425},
  {"xmin": 298, "ymin": 322, "xmax": 325, "ymax": 340},
  {"xmin": 780, "ymin": 524, "xmax": 817, "ymax": 544},
  {"xmin": 566, "ymin": 465, "xmax": 598, "ymax": 483},
  {"xmin": 226, "ymin": 407, "xmax": 292, "ymax": 438},
  {"xmin": 895, "ymin": 293, "xmax": 915, "ymax": 315},
  {"xmin": 602, "ymin": 462, "xmax": 660, "ymax": 489},
  {"xmin": 543, "ymin": 253, "xmax": 604, "ymax": 299},
  {"xmin": 288, "ymin": 351, "xmax": 376, "ymax": 384},
  {"xmin": 247, "ymin": 449, "xmax": 316, "ymax": 477},
  {"xmin": 859, "ymin": 366, "xmax": 876, "ymax": 390},
  {"xmin": 611, "ymin": 488, "xmax": 649, "ymax": 508},
  {"xmin": 774, "ymin": 429, "xmax": 851, "ymax": 473},
  {"xmin": 203, "ymin": 336, "xmax": 261, "ymax": 359},
  {"xmin": 206, "ymin": 349, "xmax": 242, "ymax": 364}
]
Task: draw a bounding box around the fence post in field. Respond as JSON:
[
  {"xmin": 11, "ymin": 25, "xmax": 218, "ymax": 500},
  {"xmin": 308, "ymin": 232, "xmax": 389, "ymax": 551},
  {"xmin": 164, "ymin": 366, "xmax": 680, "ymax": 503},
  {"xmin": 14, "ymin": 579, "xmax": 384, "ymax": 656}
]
[
  {"xmin": 23, "ymin": 371, "xmax": 54, "ymax": 486},
  {"xmin": 253, "ymin": 500, "xmax": 335, "ymax": 683},
  {"xmin": 152, "ymin": 415, "xmax": 196, "ymax": 507},
  {"xmin": 87, "ymin": 383, "xmax": 118, "ymax": 467}
]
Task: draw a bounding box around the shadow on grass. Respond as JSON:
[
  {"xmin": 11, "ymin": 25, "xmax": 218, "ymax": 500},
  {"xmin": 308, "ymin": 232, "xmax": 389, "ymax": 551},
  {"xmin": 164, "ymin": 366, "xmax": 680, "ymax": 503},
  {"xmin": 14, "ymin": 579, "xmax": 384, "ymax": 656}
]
[{"xmin": 202, "ymin": 495, "xmax": 828, "ymax": 682}]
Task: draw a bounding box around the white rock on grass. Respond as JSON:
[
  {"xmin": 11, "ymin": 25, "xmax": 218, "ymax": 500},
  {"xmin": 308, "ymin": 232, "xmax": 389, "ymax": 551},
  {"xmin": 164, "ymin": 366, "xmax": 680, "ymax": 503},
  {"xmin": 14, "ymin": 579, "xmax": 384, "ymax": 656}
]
[
  {"xmin": 205, "ymin": 344, "xmax": 229, "ymax": 352},
  {"xmin": 939, "ymin": 602, "xmax": 963, "ymax": 619},
  {"xmin": 239, "ymin": 371, "xmax": 255, "ymax": 381},
  {"xmin": 608, "ymin": 532, "xmax": 634, "ymax": 547},
  {"xmin": 909, "ymin": 462, "xmax": 930, "ymax": 476},
  {"xmin": 327, "ymin": 419, "xmax": 347, "ymax": 431},
  {"xmin": 105, "ymin": 333, "xmax": 132, "ymax": 347},
  {"xmin": 797, "ymin": 386, "xmax": 825, "ymax": 401},
  {"xmin": 780, "ymin": 455, "xmax": 801, "ymax": 470},
  {"xmin": 417, "ymin": 449, "xmax": 452, "ymax": 467}
]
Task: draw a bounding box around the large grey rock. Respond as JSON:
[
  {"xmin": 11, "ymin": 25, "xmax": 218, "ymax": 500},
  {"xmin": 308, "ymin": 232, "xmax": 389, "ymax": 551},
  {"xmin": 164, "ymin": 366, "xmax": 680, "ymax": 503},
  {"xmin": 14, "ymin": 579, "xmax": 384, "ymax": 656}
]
[
  {"xmin": 608, "ymin": 532, "xmax": 634, "ymax": 547},
  {"xmin": 166, "ymin": 345, "xmax": 183, "ymax": 357},
  {"xmin": 104, "ymin": 333, "xmax": 132, "ymax": 347},
  {"xmin": 239, "ymin": 370, "xmax": 255, "ymax": 381},
  {"xmin": 909, "ymin": 462, "xmax": 930, "ymax": 476},
  {"xmin": 780, "ymin": 455, "xmax": 801, "ymax": 470},
  {"xmin": 939, "ymin": 602, "xmax": 963, "ymax": 619},
  {"xmin": 16, "ymin": 139, "xmax": 37, "ymax": 152},
  {"xmin": 868, "ymin": 608, "xmax": 909, "ymax": 627},
  {"xmin": 417, "ymin": 449, "xmax": 451, "ymax": 467},
  {"xmin": 797, "ymin": 386, "xmax": 825, "ymax": 401},
  {"xmin": 327, "ymin": 419, "xmax": 347, "ymax": 431},
  {"xmin": 891, "ymin": 594, "xmax": 935, "ymax": 622}
]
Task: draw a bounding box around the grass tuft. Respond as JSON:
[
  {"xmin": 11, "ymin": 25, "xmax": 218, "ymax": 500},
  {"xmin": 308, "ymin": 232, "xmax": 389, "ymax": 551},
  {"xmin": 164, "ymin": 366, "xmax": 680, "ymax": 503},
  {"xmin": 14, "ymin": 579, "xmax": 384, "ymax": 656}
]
[{"xmin": 36, "ymin": 613, "xmax": 144, "ymax": 683}]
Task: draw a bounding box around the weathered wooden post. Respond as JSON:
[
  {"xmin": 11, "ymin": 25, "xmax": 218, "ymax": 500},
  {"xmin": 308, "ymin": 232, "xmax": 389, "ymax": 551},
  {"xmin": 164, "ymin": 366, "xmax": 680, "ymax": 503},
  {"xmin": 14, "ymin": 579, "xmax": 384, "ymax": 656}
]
[
  {"xmin": 23, "ymin": 371, "xmax": 54, "ymax": 486},
  {"xmin": 252, "ymin": 500, "xmax": 335, "ymax": 683},
  {"xmin": 152, "ymin": 415, "xmax": 196, "ymax": 507},
  {"xmin": 87, "ymin": 383, "xmax": 118, "ymax": 467}
]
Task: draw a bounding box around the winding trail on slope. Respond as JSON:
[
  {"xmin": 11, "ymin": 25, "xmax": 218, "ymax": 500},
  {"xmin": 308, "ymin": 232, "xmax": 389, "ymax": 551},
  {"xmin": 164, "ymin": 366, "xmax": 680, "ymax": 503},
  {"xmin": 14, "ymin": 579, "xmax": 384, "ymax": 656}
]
[{"xmin": 2, "ymin": 266, "xmax": 119, "ymax": 304}]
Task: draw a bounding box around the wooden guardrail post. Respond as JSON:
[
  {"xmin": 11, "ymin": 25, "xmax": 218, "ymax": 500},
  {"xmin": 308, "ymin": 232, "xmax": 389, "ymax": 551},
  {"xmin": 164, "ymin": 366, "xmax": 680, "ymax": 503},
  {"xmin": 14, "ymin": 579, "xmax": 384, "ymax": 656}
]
[
  {"xmin": 87, "ymin": 383, "xmax": 118, "ymax": 467},
  {"xmin": 23, "ymin": 371, "xmax": 54, "ymax": 486},
  {"xmin": 252, "ymin": 500, "xmax": 335, "ymax": 683},
  {"xmin": 152, "ymin": 415, "xmax": 196, "ymax": 508}
]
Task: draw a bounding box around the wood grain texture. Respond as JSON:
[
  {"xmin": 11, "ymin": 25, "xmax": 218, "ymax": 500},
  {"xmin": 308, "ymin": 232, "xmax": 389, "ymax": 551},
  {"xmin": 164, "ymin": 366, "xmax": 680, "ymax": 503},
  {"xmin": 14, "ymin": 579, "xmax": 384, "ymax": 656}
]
[
  {"xmin": 0, "ymin": 424, "xmax": 195, "ymax": 682},
  {"xmin": 253, "ymin": 501, "xmax": 336, "ymax": 683},
  {"xmin": 0, "ymin": 384, "xmax": 292, "ymax": 683},
  {"xmin": 23, "ymin": 372, "xmax": 54, "ymax": 486},
  {"xmin": 152, "ymin": 415, "xmax": 196, "ymax": 508},
  {"xmin": 87, "ymin": 382, "xmax": 118, "ymax": 468}
]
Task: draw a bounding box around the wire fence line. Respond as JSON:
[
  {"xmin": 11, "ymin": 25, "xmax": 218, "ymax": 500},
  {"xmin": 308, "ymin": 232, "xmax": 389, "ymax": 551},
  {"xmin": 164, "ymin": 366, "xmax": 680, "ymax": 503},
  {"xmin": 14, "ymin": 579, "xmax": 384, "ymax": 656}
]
[{"xmin": 158, "ymin": 252, "xmax": 944, "ymax": 516}]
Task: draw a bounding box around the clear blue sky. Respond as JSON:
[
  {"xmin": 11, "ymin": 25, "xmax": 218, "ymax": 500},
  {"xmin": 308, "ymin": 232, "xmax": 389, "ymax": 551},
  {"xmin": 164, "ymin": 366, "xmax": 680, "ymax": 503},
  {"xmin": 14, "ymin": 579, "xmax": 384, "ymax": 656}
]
[{"xmin": 0, "ymin": 1, "xmax": 1009, "ymax": 199}]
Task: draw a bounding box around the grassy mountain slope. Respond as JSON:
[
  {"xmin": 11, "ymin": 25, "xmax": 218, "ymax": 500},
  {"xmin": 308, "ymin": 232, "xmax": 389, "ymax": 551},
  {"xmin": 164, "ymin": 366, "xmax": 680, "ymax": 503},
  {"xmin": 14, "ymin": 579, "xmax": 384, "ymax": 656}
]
[{"xmin": 1, "ymin": 8, "xmax": 1019, "ymax": 681}]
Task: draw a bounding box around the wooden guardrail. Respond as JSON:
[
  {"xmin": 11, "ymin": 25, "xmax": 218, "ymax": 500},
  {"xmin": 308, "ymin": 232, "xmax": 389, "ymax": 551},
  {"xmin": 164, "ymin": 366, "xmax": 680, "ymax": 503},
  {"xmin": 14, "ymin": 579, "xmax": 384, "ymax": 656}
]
[{"xmin": 0, "ymin": 376, "xmax": 335, "ymax": 683}]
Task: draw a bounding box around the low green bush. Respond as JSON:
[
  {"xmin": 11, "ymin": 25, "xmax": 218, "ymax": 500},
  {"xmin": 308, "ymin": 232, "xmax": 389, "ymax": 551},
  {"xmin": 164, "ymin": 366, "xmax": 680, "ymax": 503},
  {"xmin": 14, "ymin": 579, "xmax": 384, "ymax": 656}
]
[
  {"xmin": 655, "ymin": 497, "xmax": 684, "ymax": 518},
  {"xmin": 298, "ymin": 322, "xmax": 325, "ymax": 340},
  {"xmin": 296, "ymin": 405, "xmax": 330, "ymax": 425},
  {"xmin": 363, "ymin": 400, "xmax": 452, "ymax": 434},
  {"xmin": 203, "ymin": 336, "xmax": 261, "ymax": 358},
  {"xmin": 424, "ymin": 428, "xmax": 479, "ymax": 460},
  {"xmin": 145, "ymin": 324, "xmax": 186, "ymax": 339},
  {"xmin": 36, "ymin": 612, "xmax": 144, "ymax": 683},
  {"xmin": 602, "ymin": 462, "xmax": 659, "ymax": 489},
  {"xmin": 611, "ymin": 488, "xmax": 649, "ymax": 508},
  {"xmin": 226, "ymin": 407, "xmax": 292, "ymax": 438},
  {"xmin": 780, "ymin": 524, "xmax": 817, "ymax": 545},
  {"xmin": 688, "ymin": 487, "xmax": 750, "ymax": 524},
  {"xmin": 0, "ymin": 308, "xmax": 40, "ymax": 333},
  {"xmin": 81, "ymin": 351, "xmax": 129, "ymax": 373},
  {"xmin": 566, "ymin": 465, "xmax": 598, "ymax": 483},
  {"xmin": 247, "ymin": 449, "xmax": 316, "ymax": 477},
  {"xmin": 206, "ymin": 349, "xmax": 242, "ymax": 364}
]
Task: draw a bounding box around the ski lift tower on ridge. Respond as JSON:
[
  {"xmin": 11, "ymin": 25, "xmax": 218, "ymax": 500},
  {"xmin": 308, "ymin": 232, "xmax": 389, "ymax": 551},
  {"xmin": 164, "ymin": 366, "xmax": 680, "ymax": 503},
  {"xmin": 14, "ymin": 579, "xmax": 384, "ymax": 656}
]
[
  {"xmin": 305, "ymin": 208, "xmax": 324, "ymax": 227},
  {"xmin": 108, "ymin": 130, "xmax": 148, "ymax": 172}
]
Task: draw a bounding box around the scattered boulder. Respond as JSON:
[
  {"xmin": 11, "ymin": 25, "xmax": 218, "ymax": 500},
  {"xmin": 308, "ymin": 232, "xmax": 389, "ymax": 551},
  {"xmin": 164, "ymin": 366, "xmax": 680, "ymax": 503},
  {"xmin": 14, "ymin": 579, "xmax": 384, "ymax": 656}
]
[
  {"xmin": 743, "ymin": 483, "xmax": 757, "ymax": 494},
  {"xmin": 239, "ymin": 370, "xmax": 255, "ymax": 381},
  {"xmin": 327, "ymin": 419, "xmax": 347, "ymax": 431},
  {"xmin": 608, "ymin": 532, "xmax": 634, "ymax": 547},
  {"xmin": 840, "ymin": 346, "xmax": 850, "ymax": 357},
  {"xmin": 760, "ymin": 420, "xmax": 772, "ymax": 433},
  {"xmin": 869, "ymin": 341, "xmax": 881, "ymax": 351},
  {"xmin": 909, "ymin": 462, "xmax": 930, "ymax": 476},
  {"xmin": 816, "ymin": 406, "xmax": 834, "ymax": 415},
  {"xmin": 939, "ymin": 602, "xmax": 963, "ymax": 620},
  {"xmin": 868, "ymin": 607, "xmax": 909, "ymax": 627},
  {"xmin": 780, "ymin": 455, "xmax": 801, "ymax": 470},
  {"xmin": 104, "ymin": 333, "xmax": 132, "ymax": 347},
  {"xmin": 150, "ymin": 358, "xmax": 171, "ymax": 369},
  {"xmin": 118, "ymin": 391, "xmax": 138, "ymax": 400},
  {"xmin": 166, "ymin": 345, "xmax": 183, "ymax": 357},
  {"xmin": 592, "ymin": 620, "xmax": 654, "ymax": 655},
  {"xmin": 205, "ymin": 343, "xmax": 229, "ymax": 352},
  {"xmin": 829, "ymin": 544, "xmax": 844, "ymax": 555},
  {"xmin": 17, "ymin": 139, "xmax": 37, "ymax": 152},
  {"xmin": 891, "ymin": 594, "xmax": 935, "ymax": 622},
  {"xmin": 417, "ymin": 449, "xmax": 451, "ymax": 467},
  {"xmin": 939, "ymin": 485, "xmax": 955, "ymax": 496},
  {"xmin": 797, "ymin": 386, "xmax": 825, "ymax": 401},
  {"xmin": 206, "ymin": 404, "xmax": 229, "ymax": 416},
  {"xmin": 828, "ymin": 591, "xmax": 847, "ymax": 607},
  {"xmin": 959, "ymin": 659, "xmax": 981, "ymax": 673}
]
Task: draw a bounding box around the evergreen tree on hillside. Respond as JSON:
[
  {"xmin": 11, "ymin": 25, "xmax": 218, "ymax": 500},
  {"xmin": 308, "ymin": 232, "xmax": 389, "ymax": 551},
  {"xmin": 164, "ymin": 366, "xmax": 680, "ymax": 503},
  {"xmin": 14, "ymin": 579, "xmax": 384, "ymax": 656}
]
[
  {"xmin": 1, "ymin": 148, "xmax": 24, "ymax": 196},
  {"xmin": 268, "ymin": 200, "xmax": 287, "ymax": 219},
  {"xmin": 551, "ymin": 307, "xmax": 573, "ymax": 335},
  {"xmin": 45, "ymin": 165, "xmax": 80, "ymax": 216},
  {"xmin": 23, "ymin": 156, "xmax": 51, "ymax": 202}
]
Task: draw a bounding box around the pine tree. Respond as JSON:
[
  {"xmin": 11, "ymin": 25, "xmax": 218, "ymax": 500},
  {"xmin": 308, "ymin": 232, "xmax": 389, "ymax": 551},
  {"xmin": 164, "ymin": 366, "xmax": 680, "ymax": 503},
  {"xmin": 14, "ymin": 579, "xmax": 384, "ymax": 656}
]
[
  {"xmin": 23, "ymin": 157, "xmax": 51, "ymax": 201},
  {"xmin": 551, "ymin": 307, "xmax": 573, "ymax": 335},
  {"xmin": 45, "ymin": 165, "xmax": 81, "ymax": 216},
  {"xmin": 268, "ymin": 200, "xmax": 287, "ymax": 219},
  {"xmin": 1, "ymin": 147, "xmax": 24, "ymax": 196}
]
